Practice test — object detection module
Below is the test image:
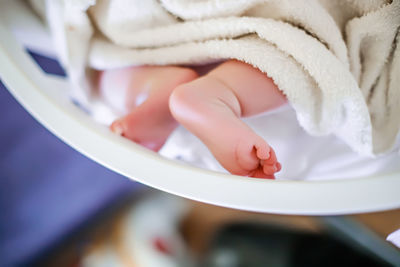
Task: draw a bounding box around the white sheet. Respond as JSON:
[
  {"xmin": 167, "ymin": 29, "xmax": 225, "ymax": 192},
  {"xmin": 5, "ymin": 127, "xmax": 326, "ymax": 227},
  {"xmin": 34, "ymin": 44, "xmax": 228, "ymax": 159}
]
[{"xmin": 160, "ymin": 105, "xmax": 400, "ymax": 180}]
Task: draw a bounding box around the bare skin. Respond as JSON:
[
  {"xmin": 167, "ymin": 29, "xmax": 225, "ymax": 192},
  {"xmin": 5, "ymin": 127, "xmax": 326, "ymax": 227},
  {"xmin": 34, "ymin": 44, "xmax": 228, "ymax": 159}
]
[
  {"xmin": 100, "ymin": 60, "xmax": 287, "ymax": 178},
  {"xmin": 100, "ymin": 65, "xmax": 198, "ymax": 152}
]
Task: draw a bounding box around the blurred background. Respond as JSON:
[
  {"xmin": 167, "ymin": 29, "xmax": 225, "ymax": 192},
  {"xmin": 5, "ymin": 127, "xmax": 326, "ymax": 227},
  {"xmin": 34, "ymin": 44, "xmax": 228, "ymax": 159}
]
[{"xmin": 1, "ymin": 50, "xmax": 400, "ymax": 267}]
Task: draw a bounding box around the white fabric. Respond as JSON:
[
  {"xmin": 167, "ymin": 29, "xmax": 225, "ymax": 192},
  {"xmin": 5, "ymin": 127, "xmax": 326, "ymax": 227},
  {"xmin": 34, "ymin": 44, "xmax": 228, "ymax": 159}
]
[
  {"xmin": 387, "ymin": 229, "xmax": 400, "ymax": 248},
  {"xmin": 44, "ymin": 0, "xmax": 400, "ymax": 156},
  {"xmin": 160, "ymin": 106, "xmax": 400, "ymax": 180}
]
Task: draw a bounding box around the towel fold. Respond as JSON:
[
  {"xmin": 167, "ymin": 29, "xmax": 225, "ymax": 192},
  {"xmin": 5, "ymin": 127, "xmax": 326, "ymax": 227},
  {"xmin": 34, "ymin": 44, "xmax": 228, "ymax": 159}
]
[{"xmin": 42, "ymin": 0, "xmax": 400, "ymax": 155}]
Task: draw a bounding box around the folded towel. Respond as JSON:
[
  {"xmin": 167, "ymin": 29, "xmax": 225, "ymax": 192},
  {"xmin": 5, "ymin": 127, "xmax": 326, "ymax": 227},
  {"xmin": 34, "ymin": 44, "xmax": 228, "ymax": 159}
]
[{"xmin": 43, "ymin": 0, "xmax": 400, "ymax": 155}]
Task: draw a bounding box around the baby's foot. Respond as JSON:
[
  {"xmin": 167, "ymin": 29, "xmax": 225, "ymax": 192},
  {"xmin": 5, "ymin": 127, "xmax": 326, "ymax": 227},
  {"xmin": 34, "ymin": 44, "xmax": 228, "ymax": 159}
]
[
  {"xmin": 170, "ymin": 76, "xmax": 281, "ymax": 178},
  {"xmin": 208, "ymin": 123, "xmax": 280, "ymax": 178},
  {"xmin": 99, "ymin": 65, "xmax": 198, "ymax": 151}
]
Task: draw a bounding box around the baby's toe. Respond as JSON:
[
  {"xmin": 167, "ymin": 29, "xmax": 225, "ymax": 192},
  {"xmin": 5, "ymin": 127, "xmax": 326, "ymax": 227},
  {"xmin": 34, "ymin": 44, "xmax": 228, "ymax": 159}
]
[
  {"xmin": 250, "ymin": 167, "xmax": 275, "ymax": 179},
  {"xmin": 264, "ymin": 148, "xmax": 277, "ymax": 165},
  {"xmin": 235, "ymin": 139, "xmax": 260, "ymax": 173},
  {"xmin": 275, "ymin": 162, "xmax": 282, "ymax": 172},
  {"xmin": 262, "ymin": 162, "xmax": 281, "ymax": 176},
  {"xmin": 263, "ymin": 164, "xmax": 277, "ymax": 175},
  {"xmin": 254, "ymin": 139, "xmax": 271, "ymax": 160}
]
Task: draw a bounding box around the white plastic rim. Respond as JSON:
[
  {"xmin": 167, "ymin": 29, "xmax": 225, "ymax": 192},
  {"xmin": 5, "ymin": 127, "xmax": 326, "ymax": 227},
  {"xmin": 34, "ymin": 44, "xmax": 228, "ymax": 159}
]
[{"xmin": 1, "ymin": 8, "xmax": 399, "ymax": 216}]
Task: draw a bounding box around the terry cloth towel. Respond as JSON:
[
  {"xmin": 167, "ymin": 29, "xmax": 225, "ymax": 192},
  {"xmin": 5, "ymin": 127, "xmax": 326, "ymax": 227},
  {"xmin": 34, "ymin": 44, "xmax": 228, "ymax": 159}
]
[{"xmin": 41, "ymin": 0, "xmax": 400, "ymax": 156}]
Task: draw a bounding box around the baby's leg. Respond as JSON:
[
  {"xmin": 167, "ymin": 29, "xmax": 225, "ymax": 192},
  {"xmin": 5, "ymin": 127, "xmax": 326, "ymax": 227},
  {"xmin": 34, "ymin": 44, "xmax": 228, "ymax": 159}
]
[
  {"xmin": 100, "ymin": 65, "xmax": 198, "ymax": 151},
  {"xmin": 169, "ymin": 60, "xmax": 286, "ymax": 178}
]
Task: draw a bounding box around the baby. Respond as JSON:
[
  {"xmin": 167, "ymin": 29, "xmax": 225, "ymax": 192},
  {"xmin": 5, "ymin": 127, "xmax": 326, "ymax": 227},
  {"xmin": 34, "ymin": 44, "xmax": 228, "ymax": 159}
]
[{"xmin": 99, "ymin": 60, "xmax": 287, "ymax": 179}]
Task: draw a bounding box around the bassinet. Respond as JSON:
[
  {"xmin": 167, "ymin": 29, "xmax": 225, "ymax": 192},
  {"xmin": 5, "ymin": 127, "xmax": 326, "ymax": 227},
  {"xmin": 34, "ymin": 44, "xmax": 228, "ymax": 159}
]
[{"xmin": 1, "ymin": 0, "xmax": 399, "ymax": 215}]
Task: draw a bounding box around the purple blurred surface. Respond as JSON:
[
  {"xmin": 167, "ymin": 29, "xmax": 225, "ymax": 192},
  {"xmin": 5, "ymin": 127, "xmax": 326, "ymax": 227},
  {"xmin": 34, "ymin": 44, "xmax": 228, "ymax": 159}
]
[{"xmin": 0, "ymin": 51, "xmax": 141, "ymax": 266}]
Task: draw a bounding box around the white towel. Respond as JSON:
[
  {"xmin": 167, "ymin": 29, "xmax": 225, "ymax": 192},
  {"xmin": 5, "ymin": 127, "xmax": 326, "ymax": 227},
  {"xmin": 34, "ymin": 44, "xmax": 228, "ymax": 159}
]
[{"xmin": 43, "ymin": 0, "xmax": 400, "ymax": 156}]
